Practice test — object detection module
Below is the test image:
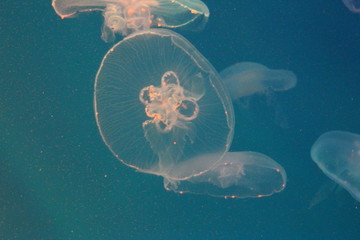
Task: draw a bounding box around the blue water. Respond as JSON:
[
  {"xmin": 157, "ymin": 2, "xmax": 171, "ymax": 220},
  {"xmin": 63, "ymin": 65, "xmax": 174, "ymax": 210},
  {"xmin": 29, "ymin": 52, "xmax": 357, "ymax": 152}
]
[{"xmin": 1, "ymin": 0, "xmax": 360, "ymax": 239}]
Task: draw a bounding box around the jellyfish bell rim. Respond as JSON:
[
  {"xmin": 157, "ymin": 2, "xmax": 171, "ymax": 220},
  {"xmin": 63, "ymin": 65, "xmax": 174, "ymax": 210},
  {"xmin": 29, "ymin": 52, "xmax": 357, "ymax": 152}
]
[
  {"xmin": 94, "ymin": 28, "xmax": 235, "ymax": 181},
  {"xmin": 156, "ymin": 0, "xmax": 210, "ymax": 31},
  {"xmin": 52, "ymin": 0, "xmax": 108, "ymax": 18}
]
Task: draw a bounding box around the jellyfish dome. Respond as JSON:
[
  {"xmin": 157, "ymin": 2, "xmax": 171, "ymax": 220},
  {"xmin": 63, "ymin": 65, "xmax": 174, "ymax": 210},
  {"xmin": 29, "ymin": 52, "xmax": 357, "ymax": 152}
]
[
  {"xmin": 52, "ymin": 0, "xmax": 210, "ymax": 41},
  {"xmin": 311, "ymin": 131, "xmax": 360, "ymax": 202},
  {"xmin": 94, "ymin": 29, "xmax": 234, "ymax": 180}
]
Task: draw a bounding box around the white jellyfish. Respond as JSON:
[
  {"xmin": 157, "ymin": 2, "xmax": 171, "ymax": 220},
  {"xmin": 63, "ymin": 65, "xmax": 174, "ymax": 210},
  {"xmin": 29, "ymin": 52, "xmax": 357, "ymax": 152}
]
[
  {"xmin": 220, "ymin": 62, "xmax": 297, "ymax": 129},
  {"xmin": 52, "ymin": 0, "xmax": 210, "ymax": 42},
  {"xmin": 95, "ymin": 29, "xmax": 233, "ymax": 180},
  {"xmin": 311, "ymin": 131, "xmax": 360, "ymax": 202},
  {"xmin": 220, "ymin": 62, "xmax": 297, "ymax": 100},
  {"xmin": 164, "ymin": 152, "xmax": 286, "ymax": 199},
  {"xmin": 342, "ymin": 0, "xmax": 360, "ymax": 13}
]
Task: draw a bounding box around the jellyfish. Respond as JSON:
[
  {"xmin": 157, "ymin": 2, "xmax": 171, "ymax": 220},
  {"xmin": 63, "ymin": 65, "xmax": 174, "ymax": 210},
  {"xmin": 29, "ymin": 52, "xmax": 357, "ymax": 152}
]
[
  {"xmin": 220, "ymin": 62, "xmax": 297, "ymax": 100},
  {"xmin": 311, "ymin": 131, "xmax": 360, "ymax": 202},
  {"xmin": 94, "ymin": 29, "xmax": 287, "ymax": 198},
  {"xmin": 52, "ymin": 0, "xmax": 210, "ymax": 42},
  {"xmin": 219, "ymin": 62, "xmax": 297, "ymax": 129},
  {"xmin": 342, "ymin": 0, "xmax": 360, "ymax": 13},
  {"xmin": 164, "ymin": 152, "xmax": 287, "ymax": 199},
  {"xmin": 95, "ymin": 28, "xmax": 233, "ymax": 180}
]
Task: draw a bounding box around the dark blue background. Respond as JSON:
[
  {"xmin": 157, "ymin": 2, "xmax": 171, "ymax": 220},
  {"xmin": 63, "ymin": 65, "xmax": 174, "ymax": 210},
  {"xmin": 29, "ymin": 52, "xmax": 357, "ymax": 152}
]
[{"xmin": 1, "ymin": 0, "xmax": 360, "ymax": 239}]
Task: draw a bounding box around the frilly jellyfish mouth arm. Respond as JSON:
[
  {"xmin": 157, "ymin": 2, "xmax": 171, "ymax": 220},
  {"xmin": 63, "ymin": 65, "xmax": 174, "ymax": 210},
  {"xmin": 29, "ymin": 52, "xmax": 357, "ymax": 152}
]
[
  {"xmin": 139, "ymin": 71, "xmax": 200, "ymax": 133},
  {"xmin": 140, "ymin": 71, "xmax": 201, "ymax": 171}
]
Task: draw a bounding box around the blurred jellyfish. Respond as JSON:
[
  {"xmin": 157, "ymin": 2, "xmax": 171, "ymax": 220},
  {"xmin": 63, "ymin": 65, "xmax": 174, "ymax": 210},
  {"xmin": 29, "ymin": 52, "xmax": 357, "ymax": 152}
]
[
  {"xmin": 220, "ymin": 62, "xmax": 297, "ymax": 129},
  {"xmin": 52, "ymin": 0, "xmax": 209, "ymax": 42},
  {"xmin": 94, "ymin": 29, "xmax": 287, "ymax": 198},
  {"xmin": 311, "ymin": 131, "xmax": 360, "ymax": 202},
  {"xmin": 220, "ymin": 62, "xmax": 297, "ymax": 100},
  {"xmin": 342, "ymin": 0, "xmax": 360, "ymax": 13},
  {"xmin": 164, "ymin": 152, "xmax": 286, "ymax": 199}
]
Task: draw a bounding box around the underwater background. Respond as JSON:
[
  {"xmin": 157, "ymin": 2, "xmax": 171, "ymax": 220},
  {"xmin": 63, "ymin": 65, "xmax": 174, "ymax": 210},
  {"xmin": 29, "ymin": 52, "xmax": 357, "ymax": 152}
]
[{"xmin": 1, "ymin": 0, "xmax": 360, "ymax": 239}]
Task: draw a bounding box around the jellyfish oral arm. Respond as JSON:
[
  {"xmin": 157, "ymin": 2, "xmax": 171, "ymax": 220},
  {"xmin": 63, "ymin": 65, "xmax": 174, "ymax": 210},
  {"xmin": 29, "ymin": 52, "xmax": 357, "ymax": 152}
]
[
  {"xmin": 140, "ymin": 71, "xmax": 200, "ymax": 133},
  {"xmin": 102, "ymin": 1, "xmax": 159, "ymax": 41}
]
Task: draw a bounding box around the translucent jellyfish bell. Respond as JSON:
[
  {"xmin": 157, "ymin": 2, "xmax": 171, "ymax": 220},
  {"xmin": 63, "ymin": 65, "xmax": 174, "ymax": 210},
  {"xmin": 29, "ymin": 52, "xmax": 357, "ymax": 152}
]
[
  {"xmin": 342, "ymin": 0, "xmax": 360, "ymax": 13},
  {"xmin": 95, "ymin": 29, "xmax": 234, "ymax": 180},
  {"xmin": 220, "ymin": 62, "xmax": 297, "ymax": 100},
  {"xmin": 311, "ymin": 131, "xmax": 360, "ymax": 202},
  {"xmin": 164, "ymin": 152, "xmax": 287, "ymax": 199},
  {"xmin": 52, "ymin": 0, "xmax": 210, "ymax": 42}
]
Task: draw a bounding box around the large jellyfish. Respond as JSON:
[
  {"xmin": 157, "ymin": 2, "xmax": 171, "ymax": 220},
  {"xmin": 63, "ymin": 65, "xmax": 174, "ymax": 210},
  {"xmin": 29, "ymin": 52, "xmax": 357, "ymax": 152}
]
[
  {"xmin": 342, "ymin": 0, "xmax": 360, "ymax": 13},
  {"xmin": 94, "ymin": 29, "xmax": 286, "ymax": 198},
  {"xmin": 95, "ymin": 29, "xmax": 233, "ymax": 180},
  {"xmin": 52, "ymin": 0, "xmax": 209, "ymax": 42},
  {"xmin": 220, "ymin": 62, "xmax": 297, "ymax": 100},
  {"xmin": 311, "ymin": 131, "xmax": 360, "ymax": 202}
]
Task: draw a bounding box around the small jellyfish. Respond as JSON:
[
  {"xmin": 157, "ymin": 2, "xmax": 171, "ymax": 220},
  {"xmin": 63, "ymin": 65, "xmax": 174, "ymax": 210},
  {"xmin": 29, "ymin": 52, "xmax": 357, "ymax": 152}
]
[
  {"xmin": 94, "ymin": 29, "xmax": 287, "ymax": 198},
  {"xmin": 52, "ymin": 0, "xmax": 210, "ymax": 42},
  {"xmin": 220, "ymin": 62, "xmax": 297, "ymax": 100},
  {"xmin": 164, "ymin": 152, "xmax": 287, "ymax": 199},
  {"xmin": 311, "ymin": 131, "xmax": 360, "ymax": 202},
  {"xmin": 342, "ymin": 0, "xmax": 360, "ymax": 13}
]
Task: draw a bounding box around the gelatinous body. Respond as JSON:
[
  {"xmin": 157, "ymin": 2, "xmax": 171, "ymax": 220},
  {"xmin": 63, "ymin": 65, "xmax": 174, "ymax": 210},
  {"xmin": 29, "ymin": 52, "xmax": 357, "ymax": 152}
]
[
  {"xmin": 220, "ymin": 62, "xmax": 297, "ymax": 100},
  {"xmin": 311, "ymin": 131, "xmax": 360, "ymax": 202},
  {"xmin": 164, "ymin": 152, "xmax": 287, "ymax": 198},
  {"xmin": 52, "ymin": 0, "xmax": 210, "ymax": 41},
  {"xmin": 95, "ymin": 29, "xmax": 233, "ymax": 180},
  {"xmin": 342, "ymin": 0, "xmax": 360, "ymax": 13},
  {"xmin": 139, "ymin": 71, "xmax": 200, "ymax": 133}
]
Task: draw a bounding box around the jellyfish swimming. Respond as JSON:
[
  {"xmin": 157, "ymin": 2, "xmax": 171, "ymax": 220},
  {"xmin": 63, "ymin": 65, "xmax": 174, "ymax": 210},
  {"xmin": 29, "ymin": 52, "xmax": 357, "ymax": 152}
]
[
  {"xmin": 94, "ymin": 28, "xmax": 287, "ymax": 198},
  {"xmin": 342, "ymin": 0, "xmax": 360, "ymax": 13},
  {"xmin": 95, "ymin": 28, "xmax": 234, "ymax": 180},
  {"xmin": 219, "ymin": 62, "xmax": 297, "ymax": 130},
  {"xmin": 311, "ymin": 131, "xmax": 360, "ymax": 202},
  {"xmin": 52, "ymin": 0, "xmax": 210, "ymax": 42},
  {"xmin": 220, "ymin": 62, "xmax": 297, "ymax": 100},
  {"xmin": 164, "ymin": 151, "xmax": 287, "ymax": 199}
]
